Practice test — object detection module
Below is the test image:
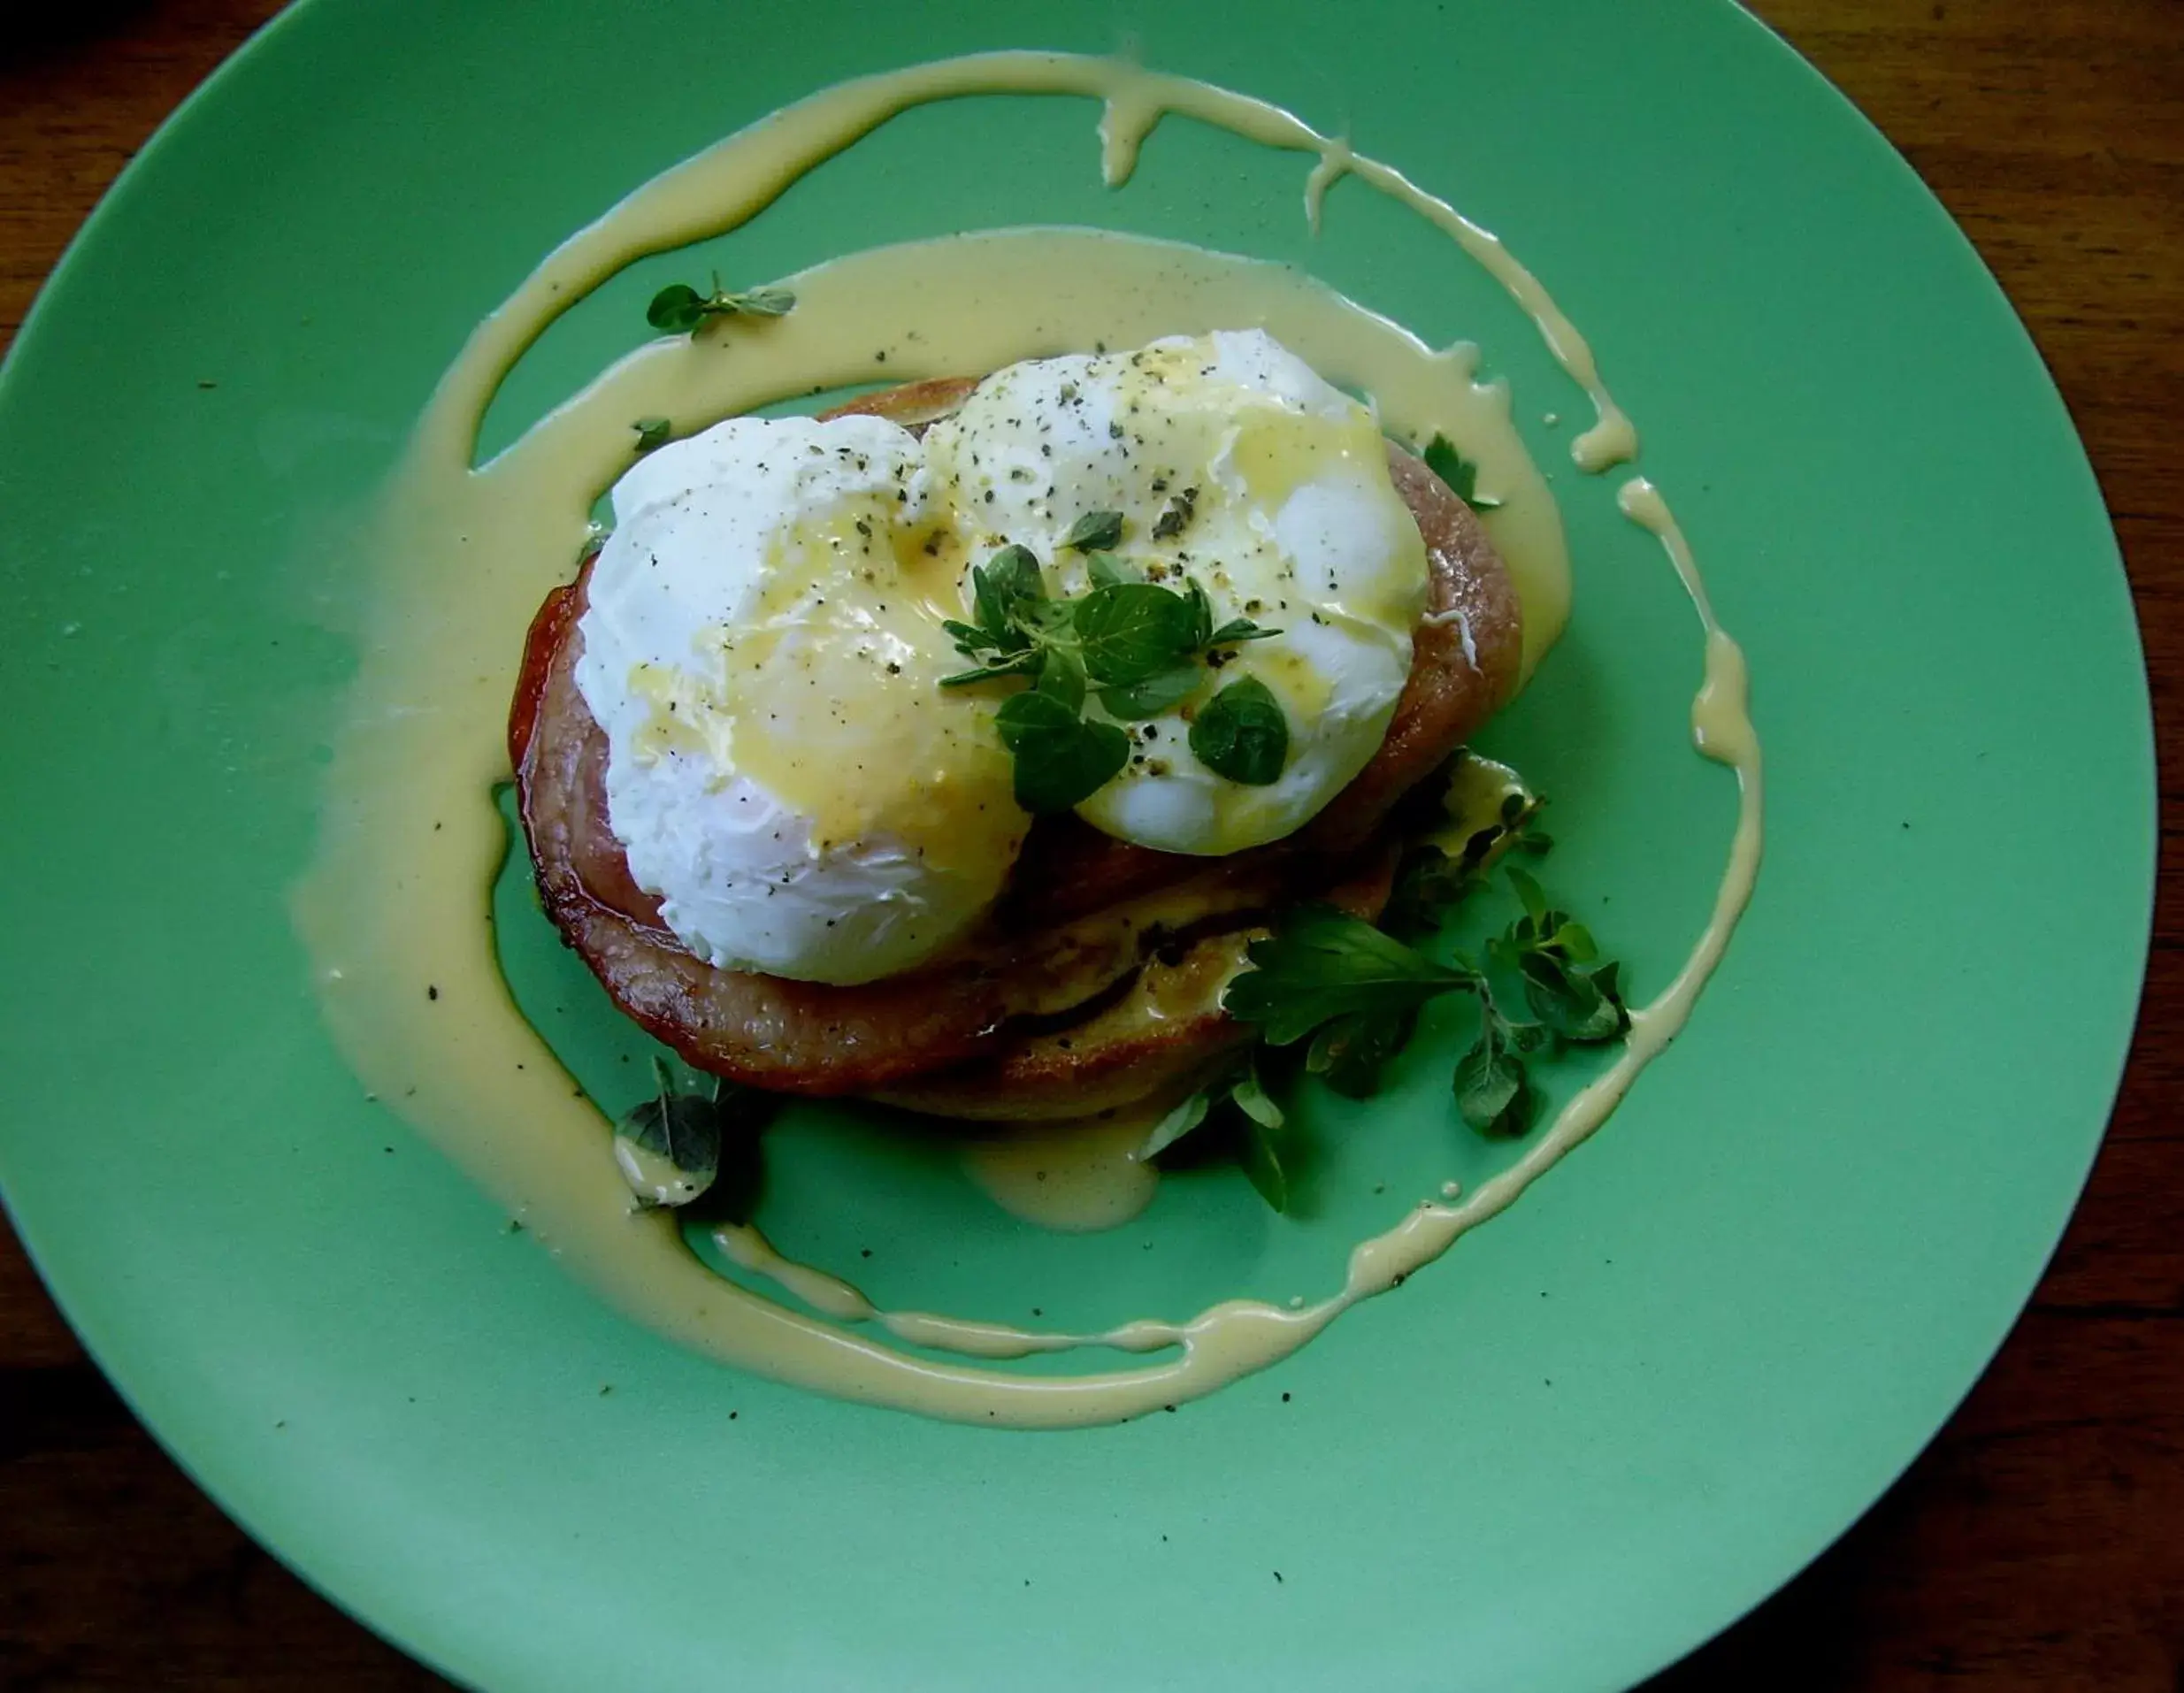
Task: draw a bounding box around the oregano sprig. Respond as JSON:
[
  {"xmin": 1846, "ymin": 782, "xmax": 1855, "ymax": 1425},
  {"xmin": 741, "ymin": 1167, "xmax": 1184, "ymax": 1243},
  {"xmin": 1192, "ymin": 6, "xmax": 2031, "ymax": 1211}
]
[
  {"xmin": 647, "ymin": 277, "xmax": 797, "ymax": 334},
  {"xmin": 938, "ymin": 514, "xmax": 1283, "ymax": 810}
]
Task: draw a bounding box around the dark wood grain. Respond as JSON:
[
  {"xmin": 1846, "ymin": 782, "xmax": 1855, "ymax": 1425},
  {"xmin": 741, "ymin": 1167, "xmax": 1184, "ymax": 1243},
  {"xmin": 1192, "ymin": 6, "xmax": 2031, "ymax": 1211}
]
[{"xmin": 2, "ymin": 1, "xmax": 2177, "ymax": 1687}]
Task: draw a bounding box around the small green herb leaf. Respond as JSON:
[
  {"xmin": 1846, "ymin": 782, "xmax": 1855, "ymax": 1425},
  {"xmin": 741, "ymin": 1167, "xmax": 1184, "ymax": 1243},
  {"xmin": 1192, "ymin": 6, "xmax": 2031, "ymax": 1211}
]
[
  {"xmin": 1140, "ymin": 1091, "xmax": 1211, "ymax": 1160},
  {"xmin": 993, "ymin": 691, "xmax": 1129, "ymax": 813},
  {"xmin": 1518, "ymin": 951, "xmax": 1628, "ymax": 1042},
  {"xmin": 1304, "ymin": 1007, "xmax": 1418, "ymax": 1097},
  {"xmin": 646, "ymin": 284, "xmax": 708, "ymax": 333},
  {"xmin": 1138, "ymin": 1053, "xmax": 1292, "ymax": 1213},
  {"xmin": 939, "ymin": 655, "xmax": 1042, "ymax": 687},
  {"xmin": 1454, "ymin": 1008, "xmax": 1529, "ymax": 1135},
  {"xmin": 1506, "ymin": 862, "xmax": 1550, "ymax": 923},
  {"xmin": 992, "ymin": 686, "xmax": 1077, "ymax": 751},
  {"xmin": 632, "ymin": 417, "xmax": 671, "ymax": 454},
  {"xmin": 613, "ymin": 1059, "xmax": 721, "ymax": 1208},
  {"xmin": 1383, "ymin": 843, "xmax": 1469, "ymax": 937},
  {"xmin": 1190, "ymin": 674, "xmax": 1290, "ymax": 785},
  {"xmin": 1061, "ymin": 509, "xmax": 1124, "ymax": 552},
  {"xmin": 1230, "ymin": 1054, "xmax": 1285, "ymax": 1130},
  {"xmin": 1422, "ymin": 434, "xmax": 1502, "ymax": 512},
  {"xmin": 1083, "ymin": 550, "xmax": 1130, "ymax": 588},
  {"xmin": 1036, "ymin": 646, "xmax": 1087, "ymax": 713},
  {"xmin": 1239, "ymin": 1114, "xmax": 1290, "ymax": 1213},
  {"xmin": 984, "ymin": 543, "xmax": 1047, "ymax": 616},
  {"xmin": 1072, "ymin": 582, "xmax": 1200, "ymax": 686},
  {"xmin": 1183, "ymin": 577, "xmax": 1215, "ymax": 649},
  {"xmin": 1207, "ymin": 617, "xmax": 1279, "ymax": 646},
  {"xmin": 723, "ymin": 286, "xmax": 795, "ymax": 318},
  {"xmin": 647, "ymin": 280, "xmax": 796, "ymax": 333},
  {"xmin": 1097, "ymin": 663, "xmax": 1204, "ymax": 720}
]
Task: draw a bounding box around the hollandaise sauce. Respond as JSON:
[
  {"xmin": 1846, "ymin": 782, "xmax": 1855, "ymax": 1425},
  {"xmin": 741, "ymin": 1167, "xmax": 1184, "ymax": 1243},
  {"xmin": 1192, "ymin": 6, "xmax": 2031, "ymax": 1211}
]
[{"xmin": 292, "ymin": 52, "xmax": 1762, "ymax": 1428}]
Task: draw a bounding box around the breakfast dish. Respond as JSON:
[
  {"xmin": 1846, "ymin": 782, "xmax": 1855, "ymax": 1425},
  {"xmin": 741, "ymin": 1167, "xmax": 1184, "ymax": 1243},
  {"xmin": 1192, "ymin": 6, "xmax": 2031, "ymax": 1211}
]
[
  {"xmin": 4, "ymin": 6, "xmax": 2154, "ymax": 1688},
  {"xmin": 294, "ymin": 52, "xmax": 1762, "ymax": 1427},
  {"xmin": 512, "ymin": 333, "xmax": 1522, "ymax": 1123}
]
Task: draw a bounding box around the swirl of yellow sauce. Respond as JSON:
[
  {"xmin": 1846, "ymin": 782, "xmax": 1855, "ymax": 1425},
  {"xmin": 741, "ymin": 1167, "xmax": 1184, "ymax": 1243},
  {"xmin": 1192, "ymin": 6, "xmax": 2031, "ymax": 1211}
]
[{"xmin": 292, "ymin": 52, "xmax": 1760, "ymax": 1429}]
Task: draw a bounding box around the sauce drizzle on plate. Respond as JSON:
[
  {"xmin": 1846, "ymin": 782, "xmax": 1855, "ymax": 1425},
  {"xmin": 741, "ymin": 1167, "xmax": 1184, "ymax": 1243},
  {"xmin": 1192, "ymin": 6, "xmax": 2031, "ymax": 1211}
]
[{"xmin": 293, "ymin": 51, "xmax": 1761, "ymax": 1428}]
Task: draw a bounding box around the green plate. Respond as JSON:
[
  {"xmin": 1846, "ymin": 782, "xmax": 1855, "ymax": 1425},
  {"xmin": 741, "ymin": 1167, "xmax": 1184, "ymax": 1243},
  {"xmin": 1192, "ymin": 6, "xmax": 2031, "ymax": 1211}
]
[{"xmin": 0, "ymin": 1, "xmax": 2152, "ymax": 1688}]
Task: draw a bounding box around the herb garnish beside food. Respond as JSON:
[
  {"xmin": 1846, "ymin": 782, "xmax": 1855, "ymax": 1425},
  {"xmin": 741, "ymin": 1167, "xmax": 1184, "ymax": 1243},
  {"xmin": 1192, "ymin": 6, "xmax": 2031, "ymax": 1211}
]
[
  {"xmin": 612, "ymin": 1058, "xmax": 766, "ymax": 1221},
  {"xmin": 1146, "ymin": 777, "xmax": 1630, "ymax": 1204},
  {"xmin": 631, "ymin": 417, "xmax": 671, "ymax": 454},
  {"xmin": 1422, "ymin": 433, "xmax": 1501, "ymax": 513},
  {"xmin": 940, "ymin": 511, "xmax": 1283, "ymax": 813},
  {"xmin": 646, "ymin": 278, "xmax": 797, "ymax": 334}
]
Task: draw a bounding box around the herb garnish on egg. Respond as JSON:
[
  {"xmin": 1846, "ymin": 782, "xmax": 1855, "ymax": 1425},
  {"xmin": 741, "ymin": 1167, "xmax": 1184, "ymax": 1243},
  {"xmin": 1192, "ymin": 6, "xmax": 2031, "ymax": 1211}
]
[
  {"xmin": 1189, "ymin": 674, "xmax": 1290, "ymax": 786},
  {"xmin": 939, "ymin": 513, "xmax": 1280, "ymax": 813}
]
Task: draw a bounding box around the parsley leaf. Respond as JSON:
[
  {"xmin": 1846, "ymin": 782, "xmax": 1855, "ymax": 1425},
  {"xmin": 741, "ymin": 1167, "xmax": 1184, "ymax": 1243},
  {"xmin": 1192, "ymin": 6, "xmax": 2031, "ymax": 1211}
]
[
  {"xmin": 632, "ymin": 417, "xmax": 671, "ymax": 454},
  {"xmin": 1223, "ymin": 906, "xmax": 1474, "ymax": 1046},
  {"xmin": 1422, "ymin": 433, "xmax": 1502, "ymax": 512},
  {"xmin": 1190, "ymin": 674, "xmax": 1290, "ymax": 785}
]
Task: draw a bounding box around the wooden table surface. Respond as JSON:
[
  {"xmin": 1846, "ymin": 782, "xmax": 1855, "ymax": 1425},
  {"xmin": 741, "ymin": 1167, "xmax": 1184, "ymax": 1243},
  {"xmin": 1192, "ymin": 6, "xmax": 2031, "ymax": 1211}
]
[{"xmin": 2, "ymin": 2, "xmax": 2177, "ymax": 1687}]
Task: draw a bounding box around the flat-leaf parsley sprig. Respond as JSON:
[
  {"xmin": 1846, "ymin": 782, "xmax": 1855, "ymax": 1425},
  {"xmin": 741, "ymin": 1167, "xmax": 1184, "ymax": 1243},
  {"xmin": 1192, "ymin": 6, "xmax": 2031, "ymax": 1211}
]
[{"xmin": 939, "ymin": 511, "xmax": 1281, "ymax": 813}]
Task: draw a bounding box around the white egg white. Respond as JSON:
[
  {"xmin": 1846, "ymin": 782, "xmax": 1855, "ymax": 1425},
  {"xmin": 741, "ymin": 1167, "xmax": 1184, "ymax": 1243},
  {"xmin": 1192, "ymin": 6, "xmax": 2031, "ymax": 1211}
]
[{"xmin": 574, "ymin": 414, "xmax": 1023, "ymax": 986}]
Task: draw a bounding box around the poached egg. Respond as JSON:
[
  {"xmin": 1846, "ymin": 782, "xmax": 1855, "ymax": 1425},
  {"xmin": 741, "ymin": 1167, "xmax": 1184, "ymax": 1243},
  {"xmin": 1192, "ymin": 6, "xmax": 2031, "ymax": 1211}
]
[
  {"xmin": 924, "ymin": 332, "xmax": 1426, "ymax": 854},
  {"xmin": 575, "ymin": 331, "xmax": 1429, "ymax": 985},
  {"xmin": 573, "ymin": 413, "xmax": 1023, "ymax": 986}
]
